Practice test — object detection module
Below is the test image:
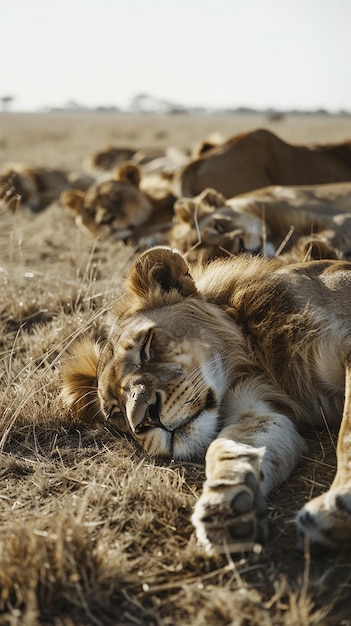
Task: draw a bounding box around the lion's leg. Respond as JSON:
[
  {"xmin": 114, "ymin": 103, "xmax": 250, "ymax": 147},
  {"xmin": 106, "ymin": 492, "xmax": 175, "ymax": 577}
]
[
  {"xmin": 192, "ymin": 408, "xmax": 306, "ymax": 553},
  {"xmin": 296, "ymin": 356, "xmax": 351, "ymax": 551}
]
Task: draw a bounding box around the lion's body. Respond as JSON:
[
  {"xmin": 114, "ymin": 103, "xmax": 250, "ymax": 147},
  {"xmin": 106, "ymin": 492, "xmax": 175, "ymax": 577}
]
[
  {"xmin": 173, "ymin": 129, "xmax": 351, "ymax": 199},
  {"xmin": 61, "ymin": 247, "xmax": 351, "ymax": 553},
  {"xmin": 0, "ymin": 164, "xmax": 70, "ymax": 211}
]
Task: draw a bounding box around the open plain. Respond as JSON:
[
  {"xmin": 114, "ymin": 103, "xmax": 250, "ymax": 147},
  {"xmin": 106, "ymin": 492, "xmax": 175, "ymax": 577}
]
[{"xmin": 1, "ymin": 111, "xmax": 351, "ymax": 625}]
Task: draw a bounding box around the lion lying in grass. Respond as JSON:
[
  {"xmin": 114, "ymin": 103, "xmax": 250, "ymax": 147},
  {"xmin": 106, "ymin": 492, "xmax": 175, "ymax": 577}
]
[
  {"xmin": 60, "ymin": 162, "xmax": 175, "ymax": 246},
  {"xmin": 173, "ymin": 128, "xmax": 351, "ymax": 198},
  {"xmin": 0, "ymin": 164, "xmax": 71, "ymax": 211},
  {"xmin": 60, "ymin": 246, "xmax": 351, "ymax": 554},
  {"xmin": 170, "ymin": 183, "xmax": 351, "ymax": 263}
]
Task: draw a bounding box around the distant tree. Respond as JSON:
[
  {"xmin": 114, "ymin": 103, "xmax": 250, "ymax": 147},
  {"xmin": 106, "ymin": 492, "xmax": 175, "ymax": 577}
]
[
  {"xmin": 64, "ymin": 99, "xmax": 86, "ymax": 111},
  {"xmin": 1, "ymin": 96, "xmax": 15, "ymax": 111},
  {"xmin": 130, "ymin": 93, "xmax": 156, "ymax": 112},
  {"xmin": 130, "ymin": 93, "xmax": 188, "ymax": 114}
]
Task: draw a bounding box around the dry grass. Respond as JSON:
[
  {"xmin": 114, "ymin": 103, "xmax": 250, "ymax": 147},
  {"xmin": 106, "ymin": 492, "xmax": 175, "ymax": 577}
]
[{"xmin": 1, "ymin": 112, "xmax": 351, "ymax": 625}]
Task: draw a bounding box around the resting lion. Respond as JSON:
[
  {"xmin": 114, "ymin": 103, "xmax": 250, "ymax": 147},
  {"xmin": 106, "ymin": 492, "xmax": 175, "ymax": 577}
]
[
  {"xmin": 60, "ymin": 162, "xmax": 175, "ymax": 245},
  {"xmin": 173, "ymin": 128, "xmax": 351, "ymax": 199},
  {"xmin": 60, "ymin": 247, "xmax": 351, "ymax": 554},
  {"xmin": 170, "ymin": 183, "xmax": 351, "ymax": 263},
  {"xmin": 0, "ymin": 164, "xmax": 71, "ymax": 211}
]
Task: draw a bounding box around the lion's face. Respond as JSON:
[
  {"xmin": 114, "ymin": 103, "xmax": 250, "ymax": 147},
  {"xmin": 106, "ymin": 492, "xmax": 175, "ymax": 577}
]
[
  {"xmin": 60, "ymin": 247, "xmax": 246, "ymax": 460},
  {"xmin": 170, "ymin": 188, "xmax": 263, "ymax": 262},
  {"xmin": 84, "ymin": 179, "xmax": 153, "ymax": 230},
  {"xmin": 61, "ymin": 179, "xmax": 153, "ymax": 238},
  {"xmin": 97, "ymin": 302, "xmax": 228, "ymax": 460},
  {"xmin": 60, "ymin": 162, "xmax": 153, "ymax": 238}
]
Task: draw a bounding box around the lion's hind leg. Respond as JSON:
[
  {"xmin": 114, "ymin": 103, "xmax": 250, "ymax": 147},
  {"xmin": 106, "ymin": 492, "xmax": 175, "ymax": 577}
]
[{"xmin": 296, "ymin": 356, "xmax": 351, "ymax": 552}]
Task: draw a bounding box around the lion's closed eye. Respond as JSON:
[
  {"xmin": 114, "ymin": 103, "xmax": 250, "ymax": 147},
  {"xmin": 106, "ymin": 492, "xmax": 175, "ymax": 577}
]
[{"xmin": 140, "ymin": 329, "xmax": 153, "ymax": 365}]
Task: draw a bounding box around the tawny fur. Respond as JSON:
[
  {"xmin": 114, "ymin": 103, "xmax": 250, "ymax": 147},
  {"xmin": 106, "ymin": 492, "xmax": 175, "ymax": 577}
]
[
  {"xmin": 169, "ymin": 183, "xmax": 351, "ymax": 263},
  {"xmin": 60, "ymin": 338, "xmax": 101, "ymax": 422},
  {"xmin": 61, "ymin": 247, "xmax": 351, "ymax": 553},
  {"xmin": 0, "ymin": 164, "xmax": 70, "ymax": 211},
  {"xmin": 60, "ymin": 161, "xmax": 174, "ymax": 246},
  {"xmin": 173, "ymin": 128, "xmax": 351, "ymax": 198}
]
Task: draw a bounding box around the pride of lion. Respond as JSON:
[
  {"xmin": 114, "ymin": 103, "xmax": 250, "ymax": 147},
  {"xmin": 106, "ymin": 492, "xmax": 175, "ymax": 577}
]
[
  {"xmin": 4, "ymin": 127, "xmax": 351, "ymax": 553},
  {"xmin": 3, "ymin": 128, "xmax": 351, "ymax": 262}
]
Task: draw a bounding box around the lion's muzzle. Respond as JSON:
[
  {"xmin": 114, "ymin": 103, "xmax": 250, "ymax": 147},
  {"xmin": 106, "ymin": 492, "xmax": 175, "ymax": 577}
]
[{"xmin": 124, "ymin": 382, "xmax": 164, "ymax": 434}]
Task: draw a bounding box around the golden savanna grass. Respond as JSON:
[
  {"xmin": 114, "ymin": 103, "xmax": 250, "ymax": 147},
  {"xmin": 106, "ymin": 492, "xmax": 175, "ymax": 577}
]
[{"xmin": 1, "ymin": 112, "xmax": 351, "ymax": 625}]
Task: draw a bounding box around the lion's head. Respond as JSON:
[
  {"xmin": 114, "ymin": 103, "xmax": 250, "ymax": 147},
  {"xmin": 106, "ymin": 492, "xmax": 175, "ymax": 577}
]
[
  {"xmin": 85, "ymin": 146, "xmax": 137, "ymax": 172},
  {"xmin": 170, "ymin": 188, "xmax": 264, "ymax": 262},
  {"xmin": 60, "ymin": 162, "xmax": 154, "ymax": 239},
  {"xmin": 61, "ymin": 247, "xmax": 250, "ymax": 460}
]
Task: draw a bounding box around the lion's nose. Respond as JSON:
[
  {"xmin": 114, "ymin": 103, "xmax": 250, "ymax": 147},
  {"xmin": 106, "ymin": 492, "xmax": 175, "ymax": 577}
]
[
  {"xmin": 125, "ymin": 384, "xmax": 163, "ymax": 433},
  {"xmin": 135, "ymin": 393, "xmax": 162, "ymax": 434}
]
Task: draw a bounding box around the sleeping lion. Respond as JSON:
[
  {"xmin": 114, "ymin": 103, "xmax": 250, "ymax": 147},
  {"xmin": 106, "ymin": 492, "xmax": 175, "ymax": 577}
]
[{"xmin": 60, "ymin": 247, "xmax": 351, "ymax": 554}]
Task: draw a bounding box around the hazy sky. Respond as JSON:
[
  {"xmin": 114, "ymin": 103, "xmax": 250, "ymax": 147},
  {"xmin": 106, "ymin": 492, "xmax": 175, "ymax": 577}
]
[{"xmin": 2, "ymin": 0, "xmax": 351, "ymax": 112}]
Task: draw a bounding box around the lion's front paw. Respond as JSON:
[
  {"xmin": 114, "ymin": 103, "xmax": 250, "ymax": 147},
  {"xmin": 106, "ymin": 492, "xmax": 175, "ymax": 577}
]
[
  {"xmin": 296, "ymin": 489, "xmax": 351, "ymax": 552},
  {"xmin": 191, "ymin": 470, "xmax": 267, "ymax": 554}
]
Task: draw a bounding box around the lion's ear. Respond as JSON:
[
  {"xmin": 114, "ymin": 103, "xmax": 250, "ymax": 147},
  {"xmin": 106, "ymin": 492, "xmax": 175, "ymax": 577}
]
[
  {"xmin": 174, "ymin": 198, "xmax": 197, "ymax": 224},
  {"xmin": 199, "ymin": 188, "xmax": 227, "ymax": 209},
  {"xmin": 60, "ymin": 189, "xmax": 85, "ymax": 215},
  {"xmin": 127, "ymin": 246, "xmax": 198, "ymax": 300},
  {"xmin": 60, "ymin": 338, "xmax": 102, "ymax": 422},
  {"xmin": 174, "ymin": 192, "xmax": 220, "ymax": 225},
  {"xmin": 302, "ymin": 237, "xmax": 339, "ymax": 261},
  {"xmin": 115, "ymin": 161, "xmax": 141, "ymax": 188}
]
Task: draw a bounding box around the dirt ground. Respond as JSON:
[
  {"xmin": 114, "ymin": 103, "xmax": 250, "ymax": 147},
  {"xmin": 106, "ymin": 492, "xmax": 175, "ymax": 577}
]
[{"xmin": 1, "ymin": 112, "xmax": 351, "ymax": 626}]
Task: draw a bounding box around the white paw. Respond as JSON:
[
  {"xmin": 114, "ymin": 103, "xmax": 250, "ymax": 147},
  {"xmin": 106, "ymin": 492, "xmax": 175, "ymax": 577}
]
[
  {"xmin": 296, "ymin": 490, "xmax": 351, "ymax": 552},
  {"xmin": 192, "ymin": 464, "xmax": 267, "ymax": 554}
]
